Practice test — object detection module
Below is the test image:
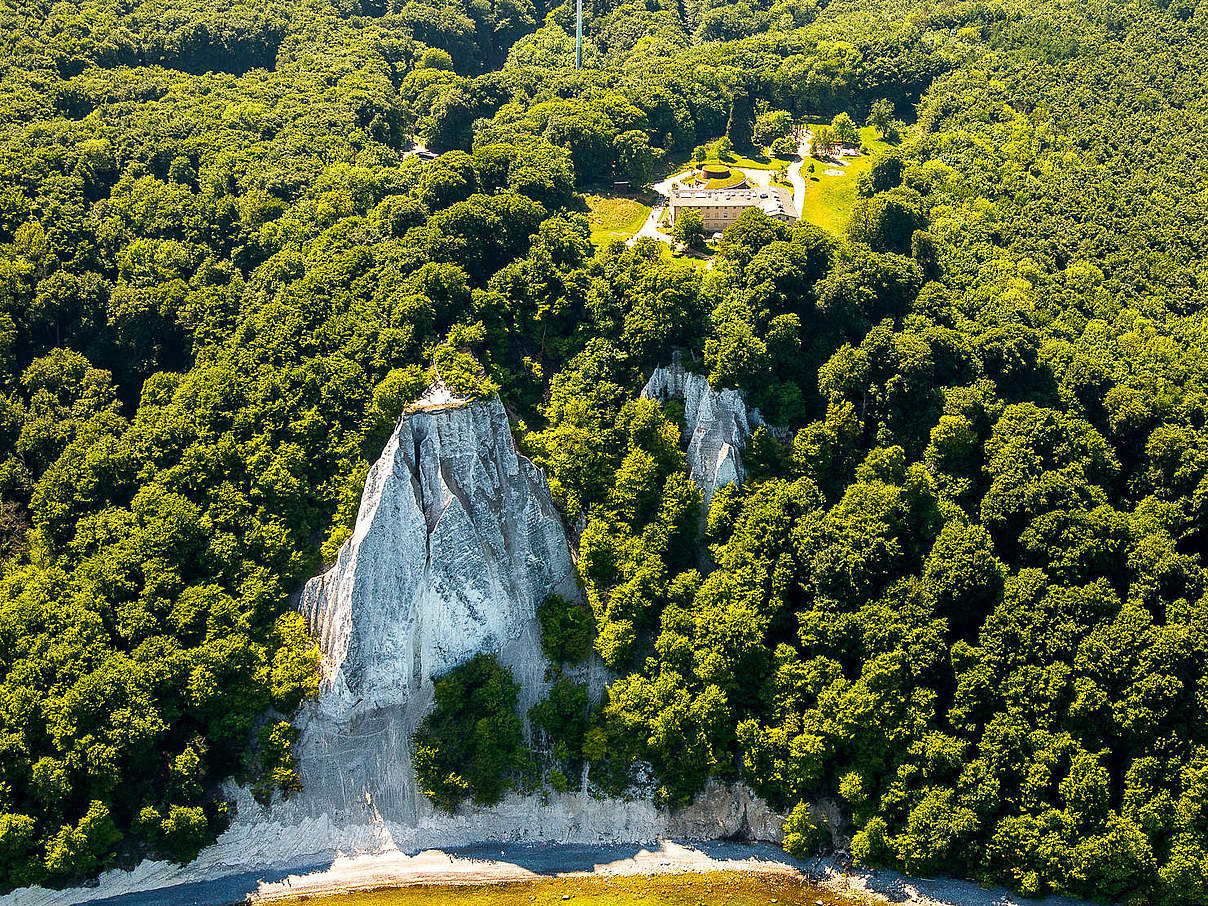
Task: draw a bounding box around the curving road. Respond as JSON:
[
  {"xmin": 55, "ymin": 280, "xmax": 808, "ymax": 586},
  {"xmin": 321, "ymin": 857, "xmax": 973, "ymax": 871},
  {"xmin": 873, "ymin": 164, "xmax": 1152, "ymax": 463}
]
[{"xmin": 787, "ymin": 130, "xmax": 812, "ymax": 220}]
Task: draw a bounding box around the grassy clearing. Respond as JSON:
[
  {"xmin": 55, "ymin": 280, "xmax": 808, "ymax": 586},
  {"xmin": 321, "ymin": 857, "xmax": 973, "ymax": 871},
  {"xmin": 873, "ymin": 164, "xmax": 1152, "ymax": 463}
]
[
  {"xmin": 584, "ymin": 194, "xmax": 650, "ymax": 245},
  {"xmin": 282, "ymin": 870, "xmax": 852, "ymax": 906},
  {"xmin": 705, "ymin": 174, "xmax": 748, "ymax": 189},
  {"xmin": 723, "ymin": 153, "xmax": 778, "ymax": 170},
  {"xmin": 632, "ymin": 235, "xmax": 711, "ymax": 272},
  {"xmin": 650, "ymin": 240, "xmax": 711, "ymax": 272},
  {"xmin": 797, "ymin": 124, "xmax": 898, "ymax": 234}
]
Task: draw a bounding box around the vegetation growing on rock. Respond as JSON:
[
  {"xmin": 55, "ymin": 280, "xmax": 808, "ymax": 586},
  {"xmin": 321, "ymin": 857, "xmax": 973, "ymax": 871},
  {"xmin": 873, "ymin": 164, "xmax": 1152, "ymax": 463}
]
[{"xmin": 414, "ymin": 654, "xmax": 530, "ymax": 810}]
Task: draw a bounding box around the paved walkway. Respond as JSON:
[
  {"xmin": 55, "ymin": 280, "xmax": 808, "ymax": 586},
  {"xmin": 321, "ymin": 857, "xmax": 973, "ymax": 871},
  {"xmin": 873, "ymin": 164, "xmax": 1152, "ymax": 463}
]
[
  {"xmin": 788, "ymin": 132, "xmax": 810, "ymax": 216},
  {"xmin": 629, "ymin": 199, "xmax": 668, "ymax": 246}
]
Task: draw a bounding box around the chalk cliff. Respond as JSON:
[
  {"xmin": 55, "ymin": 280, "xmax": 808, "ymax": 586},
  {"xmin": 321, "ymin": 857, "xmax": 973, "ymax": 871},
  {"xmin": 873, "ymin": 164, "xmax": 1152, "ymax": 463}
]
[
  {"xmin": 641, "ymin": 362, "xmax": 760, "ymax": 504},
  {"xmin": 299, "ymin": 391, "xmax": 572, "ymax": 720},
  {"xmin": 231, "ymin": 386, "xmax": 781, "ymax": 849},
  {"xmin": 277, "ymin": 392, "xmax": 574, "ymax": 830},
  {"xmin": 0, "ymin": 386, "xmax": 785, "ymax": 906}
]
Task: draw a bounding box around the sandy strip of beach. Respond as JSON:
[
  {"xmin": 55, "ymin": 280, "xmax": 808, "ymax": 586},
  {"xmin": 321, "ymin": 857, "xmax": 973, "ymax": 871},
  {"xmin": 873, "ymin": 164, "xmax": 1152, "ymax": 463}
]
[
  {"xmin": 246, "ymin": 842, "xmax": 1090, "ymax": 906},
  {"xmin": 248, "ymin": 841, "xmax": 802, "ymax": 902}
]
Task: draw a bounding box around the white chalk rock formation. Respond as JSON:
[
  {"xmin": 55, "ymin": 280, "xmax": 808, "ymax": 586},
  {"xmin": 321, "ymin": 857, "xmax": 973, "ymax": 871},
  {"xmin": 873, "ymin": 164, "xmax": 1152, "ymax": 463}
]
[
  {"xmin": 641, "ymin": 362, "xmax": 760, "ymax": 504},
  {"xmin": 275, "ymin": 392, "xmax": 574, "ymax": 830},
  {"xmin": 300, "ymin": 391, "xmax": 572, "ymax": 718},
  {"xmin": 0, "ymin": 387, "xmax": 789, "ymax": 906}
]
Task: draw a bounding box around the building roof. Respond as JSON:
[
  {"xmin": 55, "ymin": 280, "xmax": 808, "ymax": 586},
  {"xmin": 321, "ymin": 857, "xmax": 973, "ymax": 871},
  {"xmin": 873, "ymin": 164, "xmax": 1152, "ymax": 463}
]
[{"xmin": 670, "ymin": 185, "xmax": 798, "ymax": 220}]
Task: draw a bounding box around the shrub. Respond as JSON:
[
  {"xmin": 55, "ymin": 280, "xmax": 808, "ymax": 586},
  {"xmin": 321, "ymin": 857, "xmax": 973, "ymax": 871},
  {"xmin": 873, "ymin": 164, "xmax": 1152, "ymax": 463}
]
[
  {"xmin": 414, "ymin": 655, "xmax": 527, "ymax": 810},
  {"xmin": 254, "ymin": 721, "xmax": 303, "ymax": 805},
  {"xmin": 433, "ymin": 344, "xmax": 499, "ymax": 400},
  {"xmin": 537, "ymin": 593, "xmax": 595, "ymax": 663},
  {"xmin": 530, "ymin": 678, "xmax": 590, "ymax": 773},
  {"xmin": 782, "ymin": 801, "xmax": 828, "ymax": 859},
  {"xmin": 771, "ymin": 135, "xmax": 797, "ymax": 157},
  {"xmin": 673, "ymin": 209, "xmax": 705, "ymax": 249}
]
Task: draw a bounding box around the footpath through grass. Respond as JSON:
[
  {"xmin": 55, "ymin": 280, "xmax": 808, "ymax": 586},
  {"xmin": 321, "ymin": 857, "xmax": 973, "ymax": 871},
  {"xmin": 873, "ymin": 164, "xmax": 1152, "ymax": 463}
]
[
  {"xmin": 798, "ymin": 124, "xmax": 897, "ymax": 234},
  {"xmin": 276, "ymin": 870, "xmax": 851, "ymax": 906}
]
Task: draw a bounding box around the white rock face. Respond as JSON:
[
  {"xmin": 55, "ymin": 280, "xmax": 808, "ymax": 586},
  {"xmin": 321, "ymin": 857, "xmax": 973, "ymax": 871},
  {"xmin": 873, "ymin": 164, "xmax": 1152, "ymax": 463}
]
[
  {"xmin": 300, "ymin": 393, "xmax": 572, "ymax": 719},
  {"xmin": 641, "ymin": 362, "xmax": 760, "ymax": 504},
  {"xmin": 279, "ymin": 394, "xmax": 574, "ymax": 830}
]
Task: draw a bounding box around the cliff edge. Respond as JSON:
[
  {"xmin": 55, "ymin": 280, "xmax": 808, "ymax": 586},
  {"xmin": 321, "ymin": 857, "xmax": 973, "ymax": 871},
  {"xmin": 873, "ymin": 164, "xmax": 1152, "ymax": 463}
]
[
  {"xmin": 300, "ymin": 392, "xmax": 573, "ymax": 719},
  {"xmin": 641, "ymin": 362, "xmax": 760, "ymax": 505}
]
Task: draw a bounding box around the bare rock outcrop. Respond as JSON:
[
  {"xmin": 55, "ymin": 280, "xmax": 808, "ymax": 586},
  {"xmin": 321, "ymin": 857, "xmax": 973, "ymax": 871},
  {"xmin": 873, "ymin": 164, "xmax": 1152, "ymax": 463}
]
[
  {"xmin": 300, "ymin": 392, "xmax": 573, "ymax": 719},
  {"xmin": 277, "ymin": 393, "xmax": 574, "ymax": 830},
  {"xmin": 641, "ymin": 362, "xmax": 760, "ymax": 504}
]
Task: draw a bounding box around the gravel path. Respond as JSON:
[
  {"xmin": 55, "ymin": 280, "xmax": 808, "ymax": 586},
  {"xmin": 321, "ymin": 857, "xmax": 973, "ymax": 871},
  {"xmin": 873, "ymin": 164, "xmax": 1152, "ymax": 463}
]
[
  {"xmin": 628, "ymin": 200, "xmax": 668, "ymax": 245},
  {"xmin": 788, "ymin": 135, "xmax": 809, "ymax": 216}
]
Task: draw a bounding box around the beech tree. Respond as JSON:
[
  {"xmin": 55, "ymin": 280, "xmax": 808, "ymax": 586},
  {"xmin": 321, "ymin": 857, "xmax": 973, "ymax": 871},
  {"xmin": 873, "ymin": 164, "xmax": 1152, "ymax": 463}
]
[{"xmin": 2, "ymin": 0, "xmax": 1208, "ymax": 900}]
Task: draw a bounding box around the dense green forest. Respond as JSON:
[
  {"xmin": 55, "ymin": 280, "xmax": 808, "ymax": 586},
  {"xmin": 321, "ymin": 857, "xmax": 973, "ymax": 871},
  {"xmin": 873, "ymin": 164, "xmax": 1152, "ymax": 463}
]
[{"xmin": 1, "ymin": 0, "xmax": 1208, "ymax": 901}]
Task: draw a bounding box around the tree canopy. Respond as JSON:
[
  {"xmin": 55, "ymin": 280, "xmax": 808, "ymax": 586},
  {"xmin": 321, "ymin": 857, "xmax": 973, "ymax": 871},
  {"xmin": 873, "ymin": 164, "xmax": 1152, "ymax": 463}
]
[{"xmin": 0, "ymin": 0, "xmax": 1207, "ymax": 902}]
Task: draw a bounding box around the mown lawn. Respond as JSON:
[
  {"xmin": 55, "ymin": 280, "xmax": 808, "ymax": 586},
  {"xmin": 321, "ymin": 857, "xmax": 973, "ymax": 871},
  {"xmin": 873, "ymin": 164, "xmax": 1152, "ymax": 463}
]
[
  {"xmin": 724, "ymin": 153, "xmax": 778, "ymax": 170},
  {"xmin": 281, "ymin": 870, "xmax": 849, "ymax": 906},
  {"xmin": 584, "ymin": 194, "xmax": 650, "ymax": 245},
  {"xmin": 797, "ymin": 124, "xmax": 898, "ymax": 234},
  {"xmin": 670, "ymin": 248, "xmax": 712, "ymax": 272},
  {"xmin": 705, "ymin": 174, "xmax": 747, "ymax": 189},
  {"xmin": 636, "ymin": 239, "xmax": 711, "ymax": 272}
]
